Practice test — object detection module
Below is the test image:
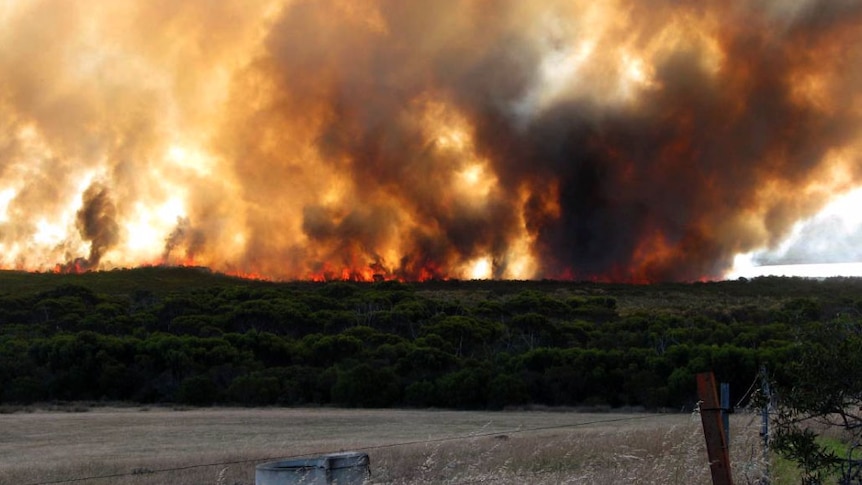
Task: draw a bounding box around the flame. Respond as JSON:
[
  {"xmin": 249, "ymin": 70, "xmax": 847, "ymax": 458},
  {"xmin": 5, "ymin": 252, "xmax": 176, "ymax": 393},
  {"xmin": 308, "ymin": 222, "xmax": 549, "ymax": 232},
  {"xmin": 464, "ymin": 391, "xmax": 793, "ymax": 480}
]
[
  {"xmin": 466, "ymin": 257, "xmax": 492, "ymax": 280},
  {"xmin": 1, "ymin": 0, "xmax": 862, "ymax": 282},
  {"xmin": 226, "ymin": 269, "xmax": 270, "ymax": 281}
]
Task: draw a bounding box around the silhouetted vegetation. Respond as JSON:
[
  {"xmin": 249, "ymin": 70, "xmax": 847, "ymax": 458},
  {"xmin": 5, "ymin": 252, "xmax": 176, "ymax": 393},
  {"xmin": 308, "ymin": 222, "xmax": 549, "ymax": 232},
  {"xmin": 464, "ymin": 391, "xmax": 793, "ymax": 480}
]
[
  {"xmin": 770, "ymin": 320, "xmax": 862, "ymax": 484},
  {"xmin": 2, "ymin": 268, "xmax": 862, "ymax": 410}
]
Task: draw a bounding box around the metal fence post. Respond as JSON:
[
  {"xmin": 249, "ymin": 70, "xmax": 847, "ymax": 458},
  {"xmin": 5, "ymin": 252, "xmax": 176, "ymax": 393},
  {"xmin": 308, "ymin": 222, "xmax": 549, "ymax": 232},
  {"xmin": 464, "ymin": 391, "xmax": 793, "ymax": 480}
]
[
  {"xmin": 760, "ymin": 365, "xmax": 771, "ymax": 484},
  {"xmin": 721, "ymin": 382, "xmax": 731, "ymax": 448}
]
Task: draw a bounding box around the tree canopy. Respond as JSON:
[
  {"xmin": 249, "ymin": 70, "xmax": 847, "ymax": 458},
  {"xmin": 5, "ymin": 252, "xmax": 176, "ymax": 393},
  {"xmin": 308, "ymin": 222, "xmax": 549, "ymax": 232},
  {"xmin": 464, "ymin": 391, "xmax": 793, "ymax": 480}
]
[{"xmin": 2, "ymin": 268, "xmax": 862, "ymax": 414}]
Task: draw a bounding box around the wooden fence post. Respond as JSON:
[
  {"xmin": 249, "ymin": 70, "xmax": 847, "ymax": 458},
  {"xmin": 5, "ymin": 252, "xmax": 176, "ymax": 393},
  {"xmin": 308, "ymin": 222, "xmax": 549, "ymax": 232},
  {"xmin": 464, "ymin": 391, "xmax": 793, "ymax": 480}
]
[{"xmin": 697, "ymin": 372, "xmax": 734, "ymax": 485}]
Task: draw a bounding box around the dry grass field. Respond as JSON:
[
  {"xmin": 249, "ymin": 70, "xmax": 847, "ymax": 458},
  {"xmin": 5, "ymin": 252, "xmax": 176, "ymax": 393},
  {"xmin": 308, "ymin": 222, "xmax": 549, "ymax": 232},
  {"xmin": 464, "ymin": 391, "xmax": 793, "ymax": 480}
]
[{"xmin": 0, "ymin": 406, "xmax": 775, "ymax": 485}]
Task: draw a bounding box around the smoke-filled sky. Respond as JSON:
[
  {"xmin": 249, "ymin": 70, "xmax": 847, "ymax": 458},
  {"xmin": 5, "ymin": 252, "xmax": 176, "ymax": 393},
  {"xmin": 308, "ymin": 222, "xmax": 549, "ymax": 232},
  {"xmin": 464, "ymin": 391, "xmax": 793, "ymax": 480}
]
[{"xmin": 1, "ymin": 0, "xmax": 861, "ymax": 282}]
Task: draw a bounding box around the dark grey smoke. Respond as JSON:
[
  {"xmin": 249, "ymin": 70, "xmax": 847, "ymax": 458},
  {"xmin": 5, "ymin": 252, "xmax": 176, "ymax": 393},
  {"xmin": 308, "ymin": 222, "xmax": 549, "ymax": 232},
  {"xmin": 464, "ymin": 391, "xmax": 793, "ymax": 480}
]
[
  {"xmin": 73, "ymin": 183, "xmax": 119, "ymax": 271},
  {"xmin": 163, "ymin": 217, "xmax": 206, "ymax": 264},
  {"xmin": 255, "ymin": 0, "xmax": 862, "ymax": 281}
]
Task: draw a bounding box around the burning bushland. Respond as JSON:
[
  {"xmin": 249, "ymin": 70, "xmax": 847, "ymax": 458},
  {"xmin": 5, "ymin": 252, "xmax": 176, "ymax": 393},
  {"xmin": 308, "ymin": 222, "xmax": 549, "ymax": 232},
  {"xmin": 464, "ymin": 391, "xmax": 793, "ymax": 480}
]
[{"xmin": 1, "ymin": 0, "xmax": 861, "ymax": 281}]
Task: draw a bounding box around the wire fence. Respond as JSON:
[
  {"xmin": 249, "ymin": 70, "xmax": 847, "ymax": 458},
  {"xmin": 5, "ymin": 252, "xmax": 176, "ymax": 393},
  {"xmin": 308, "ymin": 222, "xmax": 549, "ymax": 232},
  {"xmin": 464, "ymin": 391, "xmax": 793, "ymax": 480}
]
[{"xmin": 19, "ymin": 412, "xmax": 689, "ymax": 485}]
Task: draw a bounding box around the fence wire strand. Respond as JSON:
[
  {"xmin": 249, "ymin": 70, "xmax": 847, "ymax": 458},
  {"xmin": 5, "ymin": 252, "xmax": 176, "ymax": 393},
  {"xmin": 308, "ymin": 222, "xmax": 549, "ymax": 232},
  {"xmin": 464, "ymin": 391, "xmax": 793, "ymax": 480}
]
[{"xmin": 20, "ymin": 412, "xmax": 682, "ymax": 485}]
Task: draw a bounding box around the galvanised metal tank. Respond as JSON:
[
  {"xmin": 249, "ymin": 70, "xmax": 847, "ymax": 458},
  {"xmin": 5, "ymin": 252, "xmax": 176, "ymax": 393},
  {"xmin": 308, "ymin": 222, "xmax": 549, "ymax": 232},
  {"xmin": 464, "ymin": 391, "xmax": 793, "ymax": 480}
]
[{"xmin": 255, "ymin": 452, "xmax": 370, "ymax": 485}]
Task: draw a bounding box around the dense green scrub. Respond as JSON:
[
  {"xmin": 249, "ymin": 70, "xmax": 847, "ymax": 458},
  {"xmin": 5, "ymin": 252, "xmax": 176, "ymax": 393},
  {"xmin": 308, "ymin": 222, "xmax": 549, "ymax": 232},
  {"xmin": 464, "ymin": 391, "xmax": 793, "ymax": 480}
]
[{"xmin": 2, "ymin": 267, "xmax": 860, "ymax": 409}]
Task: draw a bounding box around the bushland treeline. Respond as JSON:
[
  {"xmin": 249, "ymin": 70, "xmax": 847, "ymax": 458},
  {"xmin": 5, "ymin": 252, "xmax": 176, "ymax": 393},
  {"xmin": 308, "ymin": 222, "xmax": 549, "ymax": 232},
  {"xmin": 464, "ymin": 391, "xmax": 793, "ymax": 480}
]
[{"xmin": 2, "ymin": 267, "xmax": 860, "ymax": 409}]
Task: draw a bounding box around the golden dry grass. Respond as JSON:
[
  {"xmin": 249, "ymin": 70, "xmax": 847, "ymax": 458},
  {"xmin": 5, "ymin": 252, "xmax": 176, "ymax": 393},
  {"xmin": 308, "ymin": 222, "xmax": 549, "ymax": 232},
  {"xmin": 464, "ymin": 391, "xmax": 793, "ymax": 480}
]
[{"xmin": 0, "ymin": 406, "xmax": 773, "ymax": 485}]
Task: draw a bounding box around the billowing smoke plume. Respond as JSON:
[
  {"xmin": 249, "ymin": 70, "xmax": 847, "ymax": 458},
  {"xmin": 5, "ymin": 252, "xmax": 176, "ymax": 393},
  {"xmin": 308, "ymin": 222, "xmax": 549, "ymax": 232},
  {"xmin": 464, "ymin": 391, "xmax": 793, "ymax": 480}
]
[
  {"xmin": 162, "ymin": 217, "xmax": 205, "ymax": 265},
  {"xmin": 70, "ymin": 182, "xmax": 119, "ymax": 271},
  {"xmin": 1, "ymin": 0, "xmax": 861, "ymax": 281}
]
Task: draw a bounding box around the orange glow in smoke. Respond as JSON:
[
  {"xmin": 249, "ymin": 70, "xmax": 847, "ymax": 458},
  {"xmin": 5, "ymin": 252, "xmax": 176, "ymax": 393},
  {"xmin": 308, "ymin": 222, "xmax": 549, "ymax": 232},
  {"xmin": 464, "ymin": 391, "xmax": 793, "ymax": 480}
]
[{"xmin": 1, "ymin": 0, "xmax": 862, "ymax": 282}]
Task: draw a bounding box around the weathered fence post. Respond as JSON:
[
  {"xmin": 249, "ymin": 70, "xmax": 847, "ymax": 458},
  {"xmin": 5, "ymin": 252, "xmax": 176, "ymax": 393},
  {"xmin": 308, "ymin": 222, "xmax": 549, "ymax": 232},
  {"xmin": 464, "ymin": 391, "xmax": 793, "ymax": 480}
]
[{"xmin": 697, "ymin": 371, "xmax": 734, "ymax": 485}]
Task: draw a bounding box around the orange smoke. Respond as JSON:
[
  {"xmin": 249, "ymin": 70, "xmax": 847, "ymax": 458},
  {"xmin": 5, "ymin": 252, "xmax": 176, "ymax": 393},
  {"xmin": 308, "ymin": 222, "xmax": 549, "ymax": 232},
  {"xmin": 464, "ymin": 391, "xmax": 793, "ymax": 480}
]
[{"xmin": 1, "ymin": 0, "xmax": 861, "ymax": 282}]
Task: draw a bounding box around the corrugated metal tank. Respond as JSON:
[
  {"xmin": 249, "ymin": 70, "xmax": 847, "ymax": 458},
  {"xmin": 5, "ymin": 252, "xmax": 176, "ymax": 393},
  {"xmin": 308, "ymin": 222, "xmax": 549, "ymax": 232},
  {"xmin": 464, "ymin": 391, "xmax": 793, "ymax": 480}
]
[{"xmin": 255, "ymin": 452, "xmax": 369, "ymax": 485}]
